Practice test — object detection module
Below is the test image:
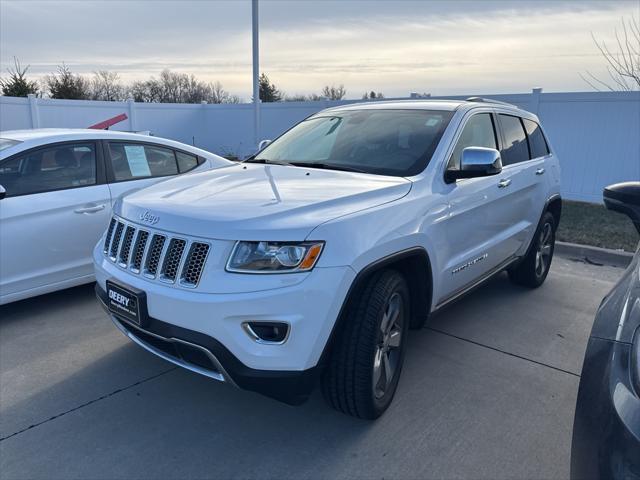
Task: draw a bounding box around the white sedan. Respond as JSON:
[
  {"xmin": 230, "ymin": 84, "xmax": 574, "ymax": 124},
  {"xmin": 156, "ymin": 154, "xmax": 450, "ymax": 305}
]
[{"xmin": 0, "ymin": 129, "xmax": 232, "ymax": 305}]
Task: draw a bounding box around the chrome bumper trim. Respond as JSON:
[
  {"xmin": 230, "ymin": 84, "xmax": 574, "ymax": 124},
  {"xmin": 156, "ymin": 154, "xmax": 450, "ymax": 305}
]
[{"xmin": 98, "ymin": 296, "xmax": 237, "ymax": 387}]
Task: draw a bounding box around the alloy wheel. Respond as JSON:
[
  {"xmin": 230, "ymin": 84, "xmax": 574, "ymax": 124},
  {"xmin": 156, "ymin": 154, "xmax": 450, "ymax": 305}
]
[
  {"xmin": 535, "ymin": 222, "xmax": 553, "ymax": 277},
  {"xmin": 373, "ymin": 292, "xmax": 404, "ymax": 400}
]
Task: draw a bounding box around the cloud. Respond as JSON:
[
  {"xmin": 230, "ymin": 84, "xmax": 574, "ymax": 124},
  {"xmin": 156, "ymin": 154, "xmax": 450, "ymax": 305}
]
[{"xmin": 1, "ymin": 0, "xmax": 637, "ymax": 97}]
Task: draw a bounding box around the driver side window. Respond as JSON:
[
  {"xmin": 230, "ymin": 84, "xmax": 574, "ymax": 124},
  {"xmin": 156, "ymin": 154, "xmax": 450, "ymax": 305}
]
[{"xmin": 448, "ymin": 113, "xmax": 497, "ymax": 170}]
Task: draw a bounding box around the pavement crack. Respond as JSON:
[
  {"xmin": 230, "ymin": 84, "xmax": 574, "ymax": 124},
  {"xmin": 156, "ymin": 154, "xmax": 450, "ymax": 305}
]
[
  {"xmin": 425, "ymin": 327, "xmax": 581, "ymax": 378},
  {"xmin": 0, "ymin": 367, "xmax": 177, "ymax": 442}
]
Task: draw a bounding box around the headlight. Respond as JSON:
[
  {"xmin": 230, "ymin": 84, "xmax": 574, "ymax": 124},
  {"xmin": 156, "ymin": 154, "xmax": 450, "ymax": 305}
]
[{"xmin": 226, "ymin": 241, "xmax": 324, "ymax": 273}]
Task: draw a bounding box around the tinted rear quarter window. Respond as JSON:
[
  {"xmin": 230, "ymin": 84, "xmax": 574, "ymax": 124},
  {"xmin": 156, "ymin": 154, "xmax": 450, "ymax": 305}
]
[
  {"xmin": 499, "ymin": 114, "xmax": 529, "ymax": 165},
  {"xmin": 523, "ymin": 118, "xmax": 550, "ymax": 159},
  {"xmin": 176, "ymin": 151, "xmax": 199, "ymax": 173}
]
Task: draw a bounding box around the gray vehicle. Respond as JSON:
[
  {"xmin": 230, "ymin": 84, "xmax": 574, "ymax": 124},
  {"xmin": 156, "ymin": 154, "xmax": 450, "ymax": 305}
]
[{"xmin": 571, "ymin": 182, "xmax": 640, "ymax": 480}]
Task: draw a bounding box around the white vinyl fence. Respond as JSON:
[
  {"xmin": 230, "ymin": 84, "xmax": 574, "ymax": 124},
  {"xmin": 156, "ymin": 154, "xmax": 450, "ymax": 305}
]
[{"xmin": 1, "ymin": 90, "xmax": 638, "ymax": 203}]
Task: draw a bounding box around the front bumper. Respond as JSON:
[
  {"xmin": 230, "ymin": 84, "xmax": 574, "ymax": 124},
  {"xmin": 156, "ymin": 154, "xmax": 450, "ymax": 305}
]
[
  {"xmin": 571, "ymin": 336, "xmax": 640, "ymax": 479},
  {"xmin": 98, "ymin": 284, "xmax": 322, "ymax": 405}
]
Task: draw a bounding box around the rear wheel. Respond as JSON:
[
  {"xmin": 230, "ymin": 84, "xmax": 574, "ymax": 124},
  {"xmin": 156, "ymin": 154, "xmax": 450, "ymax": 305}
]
[
  {"xmin": 321, "ymin": 270, "xmax": 409, "ymax": 419},
  {"xmin": 508, "ymin": 211, "xmax": 556, "ymax": 288}
]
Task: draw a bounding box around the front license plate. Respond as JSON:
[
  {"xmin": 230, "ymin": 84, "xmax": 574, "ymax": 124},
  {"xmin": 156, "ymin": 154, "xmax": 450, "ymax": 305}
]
[{"xmin": 106, "ymin": 280, "xmax": 147, "ymax": 326}]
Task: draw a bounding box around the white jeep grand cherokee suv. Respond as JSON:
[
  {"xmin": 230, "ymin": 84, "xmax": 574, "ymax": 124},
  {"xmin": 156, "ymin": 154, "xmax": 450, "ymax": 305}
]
[{"xmin": 95, "ymin": 98, "xmax": 561, "ymax": 419}]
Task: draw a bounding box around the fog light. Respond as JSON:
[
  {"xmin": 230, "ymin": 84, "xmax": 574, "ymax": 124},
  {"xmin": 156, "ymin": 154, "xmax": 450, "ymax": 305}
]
[{"xmin": 243, "ymin": 322, "xmax": 289, "ymax": 344}]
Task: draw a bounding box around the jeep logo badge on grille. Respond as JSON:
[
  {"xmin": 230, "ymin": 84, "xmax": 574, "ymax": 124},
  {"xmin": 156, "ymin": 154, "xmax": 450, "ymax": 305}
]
[{"xmin": 139, "ymin": 211, "xmax": 160, "ymax": 225}]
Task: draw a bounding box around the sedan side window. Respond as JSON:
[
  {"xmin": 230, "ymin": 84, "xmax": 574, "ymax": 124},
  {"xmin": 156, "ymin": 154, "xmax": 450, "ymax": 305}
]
[
  {"xmin": 0, "ymin": 143, "xmax": 96, "ymax": 197},
  {"xmin": 176, "ymin": 151, "xmax": 199, "ymax": 173},
  {"xmin": 499, "ymin": 115, "xmax": 530, "ymax": 165},
  {"xmin": 448, "ymin": 113, "xmax": 497, "ymax": 170},
  {"xmin": 108, "ymin": 143, "xmax": 179, "ymax": 181}
]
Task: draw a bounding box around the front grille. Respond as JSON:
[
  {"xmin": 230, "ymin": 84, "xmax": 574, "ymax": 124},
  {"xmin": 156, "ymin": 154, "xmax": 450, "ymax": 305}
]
[
  {"xmin": 160, "ymin": 238, "xmax": 187, "ymax": 282},
  {"xmin": 181, "ymin": 242, "xmax": 210, "ymax": 286},
  {"xmin": 130, "ymin": 230, "xmax": 149, "ymax": 272},
  {"xmin": 118, "ymin": 226, "xmax": 136, "ymax": 266},
  {"xmin": 103, "ymin": 218, "xmax": 117, "ymax": 254},
  {"xmin": 102, "ymin": 216, "xmax": 210, "ymax": 289},
  {"xmin": 145, "ymin": 234, "xmax": 166, "ymax": 277},
  {"xmin": 109, "ymin": 222, "xmax": 125, "ymax": 259}
]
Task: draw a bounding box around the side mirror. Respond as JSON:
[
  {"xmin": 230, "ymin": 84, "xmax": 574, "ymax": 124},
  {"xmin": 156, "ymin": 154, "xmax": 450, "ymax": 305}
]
[
  {"xmin": 603, "ymin": 182, "xmax": 640, "ymax": 234},
  {"xmin": 258, "ymin": 139, "xmax": 272, "ymax": 151},
  {"xmin": 0, "ymin": 185, "xmax": 6, "ymax": 200},
  {"xmin": 445, "ymin": 147, "xmax": 503, "ymax": 183}
]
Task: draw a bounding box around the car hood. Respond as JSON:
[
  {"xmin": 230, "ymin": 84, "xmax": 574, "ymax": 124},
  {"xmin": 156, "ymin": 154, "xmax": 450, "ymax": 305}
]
[{"xmin": 117, "ymin": 163, "xmax": 412, "ymax": 240}]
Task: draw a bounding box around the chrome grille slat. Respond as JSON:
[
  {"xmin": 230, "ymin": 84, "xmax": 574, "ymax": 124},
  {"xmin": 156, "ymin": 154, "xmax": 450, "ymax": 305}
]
[
  {"xmin": 103, "ymin": 216, "xmax": 210, "ymax": 289},
  {"xmin": 109, "ymin": 222, "xmax": 125, "ymax": 260},
  {"xmin": 118, "ymin": 226, "xmax": 136, "ymax": 267}
]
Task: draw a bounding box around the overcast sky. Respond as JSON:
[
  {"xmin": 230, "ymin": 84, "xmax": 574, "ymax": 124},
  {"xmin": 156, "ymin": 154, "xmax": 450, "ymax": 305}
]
[{"xmin": 1, "ymin": 0, "xmax": 638, "ymax": 99}]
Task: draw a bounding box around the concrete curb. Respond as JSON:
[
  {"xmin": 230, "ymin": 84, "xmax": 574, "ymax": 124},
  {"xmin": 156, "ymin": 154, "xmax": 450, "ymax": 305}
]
[{"xmin": 555, "ymin": 241, "xmax": 635, "ymax": 268}]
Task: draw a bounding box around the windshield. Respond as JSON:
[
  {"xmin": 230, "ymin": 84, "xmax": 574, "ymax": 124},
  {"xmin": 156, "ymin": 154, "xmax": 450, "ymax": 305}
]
[
  {"xmin": 254, "ymin": 109, "xmax": 453, "ymax": 176},
  {"xmin": 0, "ymin": 138, "xmax": 21, "ymax": 152}
]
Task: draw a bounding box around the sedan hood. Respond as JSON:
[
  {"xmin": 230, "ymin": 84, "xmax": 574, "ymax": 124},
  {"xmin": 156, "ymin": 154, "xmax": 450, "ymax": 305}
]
[{"xmin": 117, "ymin": 163, "xmax": 412, "ymax": 240}]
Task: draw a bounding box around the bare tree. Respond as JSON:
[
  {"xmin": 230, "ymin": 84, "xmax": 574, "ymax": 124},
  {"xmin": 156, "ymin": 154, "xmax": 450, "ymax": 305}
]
[
  {"xmin": 130, "ymin": 71, "xmax": 239, "ymax": 104},
  {"xmin": 321, "ymin": 84, "xmax": 346, "ymax": 100},
  {"xmin": 284, "ymin": 94, "xmax": 308, "ymax": 102},
  {"xmin": 209, "ymin": 80, "xmax": 240, "ymax": 104},
  {"xmin": 91, "ymin": 70, "xmax": 125, "ymax": 101},
  {"xmin": 581, "ymin": 16, "xmax": 640, "ymax": 91},
  {"xmin": 0, "ymin": 57, "xmax": 39, "ymax": 97}
]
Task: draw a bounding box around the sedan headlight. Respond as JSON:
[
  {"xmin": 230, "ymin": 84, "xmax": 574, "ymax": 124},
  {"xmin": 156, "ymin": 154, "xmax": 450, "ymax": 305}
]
[{"xmin": 226, "ymin": 241, "xmax": 324, "ymax": 273}]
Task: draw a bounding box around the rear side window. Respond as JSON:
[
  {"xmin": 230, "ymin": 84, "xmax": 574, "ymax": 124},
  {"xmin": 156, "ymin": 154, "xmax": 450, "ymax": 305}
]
[
  {"xmin": 523, "ymin": 119, "xmax": 549, "ymax": 159},
  {"xmin": 176, "ymin": 151, "xmax": 199, "ymax": 173},
  {"xmin": 499, "ymin": 115, "xmax": 529, "ymax": 165},
  {"xmin": 0, "ymin": 143, "xmax": 96, "ymax": 197},
  {"xmin": 108, "ymin": 143, "xmax": 179, "ymax": 181},
  {"xmin": 448, "ymin": 113, "xmax": 497, "ymax": 169}
]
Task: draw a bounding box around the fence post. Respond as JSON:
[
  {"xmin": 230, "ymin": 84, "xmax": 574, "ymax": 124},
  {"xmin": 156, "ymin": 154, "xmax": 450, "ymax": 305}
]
[
  {"xmin": 127, "ymin": 98, "xmax": 137, "ymax": 131},
  {"xmin": 28, "ymin": 94, "xmax": 40, "ymax": 128},
  {"xmin": 531, "ymin": 87, "xmax": 542, "ymax": 115}
]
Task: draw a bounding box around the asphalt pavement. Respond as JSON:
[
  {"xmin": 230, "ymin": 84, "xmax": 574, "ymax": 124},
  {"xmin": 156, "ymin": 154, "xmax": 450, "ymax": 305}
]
[{"xmin": 0, "ymin": 255, "xmax": 624, "ymax": 479}]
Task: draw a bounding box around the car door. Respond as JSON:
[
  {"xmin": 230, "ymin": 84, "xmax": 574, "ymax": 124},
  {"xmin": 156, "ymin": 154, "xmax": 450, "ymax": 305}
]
[
  {"xmin": 104, "ymin": 141, "xmax": 202, "ymax": 205},
  {"xmin": 0, "ymin": 141, "xmax": 111, "ymax": 301},
  {"xmin": 496, "ymin": 114, "xmax": 548, "ymax": 255},
  {"xmin": 433, "ymin": 111, "xmax": 522, "ymax": 304}
]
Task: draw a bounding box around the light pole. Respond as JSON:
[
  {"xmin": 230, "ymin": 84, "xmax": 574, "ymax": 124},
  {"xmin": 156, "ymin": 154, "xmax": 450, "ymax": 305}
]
[{"xmin": 252, "ymin": 0, "xmax": 260, "ymax": 150}]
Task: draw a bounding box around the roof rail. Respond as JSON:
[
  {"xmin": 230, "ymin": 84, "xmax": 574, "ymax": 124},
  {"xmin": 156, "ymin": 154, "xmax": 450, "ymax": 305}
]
[{"xmin": 465, "ymin": 97, "xmax": 518, "ymax": 108}]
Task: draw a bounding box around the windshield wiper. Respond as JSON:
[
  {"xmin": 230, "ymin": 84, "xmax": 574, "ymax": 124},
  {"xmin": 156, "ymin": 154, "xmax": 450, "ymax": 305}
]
[
  {"xmin": 289, "ymin": 162, "xmax": 368, "ymax": 174},
  {"xmin": 243, "ymin": 158, "xmax": 292, "ymax": 166}
]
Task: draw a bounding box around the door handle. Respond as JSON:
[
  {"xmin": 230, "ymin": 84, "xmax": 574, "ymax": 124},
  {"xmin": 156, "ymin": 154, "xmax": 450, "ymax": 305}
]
[
  {"xmin": 498, "ymin": 179, "xmax": 512, "ymax": 188},
  {"xmin": 74, "ymin": 204, "xmax": 106, "ymax": 214},
  {"xmin": 536, "ymin": 168, "xmax": 546, "ymax": 175}
]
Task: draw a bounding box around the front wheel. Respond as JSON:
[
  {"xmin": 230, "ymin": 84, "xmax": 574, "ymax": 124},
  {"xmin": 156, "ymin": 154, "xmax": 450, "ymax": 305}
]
[
  {"xmin": 508, "ymin": 211, "xmax": 556, "ymax": 288},
  {"xmin": 321, "ymin": 270, "xmax": 410, "ymax": 419}
]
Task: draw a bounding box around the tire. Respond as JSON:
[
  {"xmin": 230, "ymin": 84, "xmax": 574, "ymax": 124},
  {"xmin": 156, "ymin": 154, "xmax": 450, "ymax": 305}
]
[
  {"xmin": 508, "ymin": 211, "xmax": 556, "ymax": 288},
  {"xmin": 321, "ymin": 269, "xmax": 410, "ymax": 419}
]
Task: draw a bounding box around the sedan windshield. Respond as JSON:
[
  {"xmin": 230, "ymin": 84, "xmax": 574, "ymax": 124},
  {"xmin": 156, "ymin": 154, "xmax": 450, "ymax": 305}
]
[{"xmin": 253, "ymin": 109, "xmax": 453, "ymax": 177}]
